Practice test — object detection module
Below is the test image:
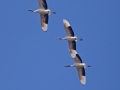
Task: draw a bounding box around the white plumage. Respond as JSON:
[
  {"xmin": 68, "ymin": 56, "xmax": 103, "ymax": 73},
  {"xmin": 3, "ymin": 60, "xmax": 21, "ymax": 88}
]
[{"xmin": 28, "ymin": 0, "xmax": 56, "ymax": 32}]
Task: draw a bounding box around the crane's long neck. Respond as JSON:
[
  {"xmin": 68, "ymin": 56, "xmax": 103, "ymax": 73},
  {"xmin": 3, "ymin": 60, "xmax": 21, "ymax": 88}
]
[
  {"xmin": 64, "ymin": 65, "xmax": 74, "ymax": 67},
  {"xmin": 28, "ymin": 9, "xmax": 34, "ymax": 12},
  {"xmin": 56, "ymin": 37, "xmax": 63, "ymax": 40}
]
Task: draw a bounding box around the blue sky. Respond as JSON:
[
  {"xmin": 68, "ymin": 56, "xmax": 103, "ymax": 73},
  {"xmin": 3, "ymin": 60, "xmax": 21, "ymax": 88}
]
[{"xmin": 0, "ymin": 0, "xmax": 120, "ymax": 90}]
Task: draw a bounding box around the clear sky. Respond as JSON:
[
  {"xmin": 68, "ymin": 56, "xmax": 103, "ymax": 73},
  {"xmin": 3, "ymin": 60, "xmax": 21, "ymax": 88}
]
[{"xmin": 0, "ymin": 0, "xmax": 120, "ymax": 90}]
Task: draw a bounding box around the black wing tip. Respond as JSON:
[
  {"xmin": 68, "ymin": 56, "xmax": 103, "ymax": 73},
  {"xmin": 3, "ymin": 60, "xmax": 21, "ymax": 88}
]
[{"xmin": 76, "ymin": 54, "xmax": 83, "ymax": 62}]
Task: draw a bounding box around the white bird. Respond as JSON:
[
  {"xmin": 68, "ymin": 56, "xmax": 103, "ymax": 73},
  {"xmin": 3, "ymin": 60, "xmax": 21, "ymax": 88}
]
[
  {"xmin": 28, "ymin": 0, "xmax": 56, "ymax": 32},
  {"xmin": 65, "ymin": 49, "xmax": 91, "ymax": 84},
  {"xmin": 56, "ymin": 19, "xmax": 83, "ymax": 41},
  {"xmin": 56, "ymin": 19, "xmax": 83, "ymax": 50}
]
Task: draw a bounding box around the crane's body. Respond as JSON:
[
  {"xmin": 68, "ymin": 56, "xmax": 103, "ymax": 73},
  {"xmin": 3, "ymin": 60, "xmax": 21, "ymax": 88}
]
[{"xmin": 28, "ymin": 0, "xmax": 56, "ymax": 31}]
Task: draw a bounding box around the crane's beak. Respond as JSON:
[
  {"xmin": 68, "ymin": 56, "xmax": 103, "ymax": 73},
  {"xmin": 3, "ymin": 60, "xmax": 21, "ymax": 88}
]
[
  {"xmin": 28, "ymin": 10, "xmax": 34, "ymax": 12},
  {"xmin": 64, "ymin": 65, "xmax": 71, "ymax": 67}
]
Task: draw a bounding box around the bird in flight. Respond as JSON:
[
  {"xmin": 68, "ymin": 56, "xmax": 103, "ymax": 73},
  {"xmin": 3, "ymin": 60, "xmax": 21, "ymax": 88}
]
[
  {"xmin": 28, "ymin": 0, "xmax": 56, "ymax": 32},
  {"xmin": 65, "ymin": 49, "xmax": 91, "ymax": 84},
  {"xmin": 56, "ymin": 19, "xmax": 83, "ymax": 41}
]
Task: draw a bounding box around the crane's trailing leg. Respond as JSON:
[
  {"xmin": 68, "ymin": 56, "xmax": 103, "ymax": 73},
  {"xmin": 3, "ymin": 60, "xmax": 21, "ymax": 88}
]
[
  {"xmin": 52, "ymin": 12, "xmax": 56, "ymax": 14},
  {"xmin": 76, "ymin": 38, "xmax": 83, "ymax": 41},
  {"xmin": 64, "ymin": 64, "xmax": 91, "ymax": 68},
  {"xmin": 75, "ymin": 36, "xmax": 83, "ymax": 41},
  {"xmin": 79, "ymin": 38, "xmax": 83, "ymax": 41},
  {"xmin": 87, "ymin": 65, "xmax": 91, "ymax": 67},
  {"xmin": 75, "ymin": 38, "xmax": 83, "ymax": 41}
]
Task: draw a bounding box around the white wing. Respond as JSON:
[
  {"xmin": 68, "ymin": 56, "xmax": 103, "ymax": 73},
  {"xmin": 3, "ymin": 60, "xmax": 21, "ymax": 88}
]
[
  {"xmin": 38, "ymin": 0, "xmax": 48, "ymax": 9},
  {"xmin": 68, "ymin": 41, "xmax": 76, "ymax": 50},
  {"xmin": 75, "ymin": 54, "xmax": 86, "ymax": 84},
  {"xmin": 40, "ymin": 14, "xmax": 48, "ymax": 31},
  {"xmin": 69, "ymin": 50, "xmax": 86, "ymax": 84},
  {"xmin": 63, "ymin": 19, "xmax": 74, "ymax": 36},
  {"xmin": 77, "ymin": 67, "xmax": 86, "ymax": 84}
]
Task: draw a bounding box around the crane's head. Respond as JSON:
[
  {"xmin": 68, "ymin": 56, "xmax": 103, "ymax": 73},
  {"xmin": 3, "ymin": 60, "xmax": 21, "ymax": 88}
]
[
  {"xmin": 28, "ymin": 9, "xmax": 34, "ymax": 12},
  {"xmin": 64, "ymin": 65, "xmax": 71, "ymax": 67}
]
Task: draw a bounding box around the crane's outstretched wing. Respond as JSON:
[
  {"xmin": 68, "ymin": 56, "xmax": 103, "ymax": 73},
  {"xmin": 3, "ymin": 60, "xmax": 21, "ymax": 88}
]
[
  {"xmin": 38, "ymin": 0, "xmax": 48, "ymax": 9},
  {"xmin": 63, "ymin": 19, "xmax": 74, "ymax": 36},
  {"xmin": 75, "ymin": 54, "xmax": 86, "ymax": 84},
  {"xmin": 77, "ymin": 67, "xmax": 86, "ymax": 84},
  {"xmin": 68, "ymin": 41, "xmax": 76, "ymax": 50},
  {"xmin": 40, "ymin": 14, "xmax": 48, "ymax": 31},
  {"xmin": 69, "ymin": 50, "xmax": 86, "ymax": 84}
]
